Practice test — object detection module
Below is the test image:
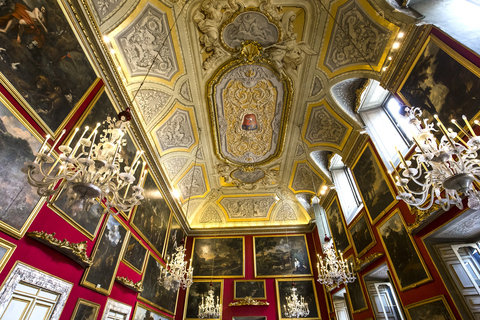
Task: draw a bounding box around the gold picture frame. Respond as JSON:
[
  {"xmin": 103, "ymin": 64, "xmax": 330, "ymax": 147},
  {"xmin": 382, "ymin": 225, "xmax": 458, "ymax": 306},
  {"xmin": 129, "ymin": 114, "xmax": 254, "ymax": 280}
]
[
  {"xmin": 234, "ymin": 279, "xmax": 267, "ymax": 300},
  {"xmin": 70, "ymin": 298, "xmax": 101, "ymax": 320},
  {"xmin": 324, "ymin": 196, "xmax": 352, "ymax": 254},
  {"xmin": 0, "ymin": 238, "xmax": 16, "ymax": 273},
  {"xmin": 405, "ymin": 295, "xmax": 455, "ymax": 320},
  {"xmin": 184, "ymin": 279, "xmax": 224, "ymax": 320},
  {"xmin": 351, "ymin": 142, "xmax": 397, "ymax": 225},
  {"xmin": 348, "ymin": 211, "xmax": 376, "ymax": 258},
  {"xmin": 121, "ymin": 232, "xmax": 148, "ymax": 274},
  {"xmin": 133, "ymin": 301, "xmax": 174, "ymax": 320},
  {"xmin": 377, "ymin": 208, "xmax": 432, "ymax": 291},
  {"xmin": 345, "ymin": 255, "xmax": 368, "ymax": 313},
  {"xmin": 275, "ymin": 278, "xmax": 321, "ymax": 320}
]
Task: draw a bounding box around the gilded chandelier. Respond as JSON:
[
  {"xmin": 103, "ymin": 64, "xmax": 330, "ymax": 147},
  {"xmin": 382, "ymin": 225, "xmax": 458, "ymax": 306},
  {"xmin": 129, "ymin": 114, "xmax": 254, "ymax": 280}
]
[
  {"xmin": 393, "ymin": 107, "xmax": 480, "ymax": 211},
  {"xmin": 316, "ymin": 238, "xmax": 355, "ymax": 292},
  {"xmin": 283, "ymin": 282, "xmax": 309, "ymax": 318},
  {"xmin": 158, "ymin": 239, "xmax": 193, "ymax": 290},
  {"xmin": 198, "ymin": 282, "xmax": 221, "ymax": 319},
  {"xmin": 22, "ymin": 109, "xmax": 146, "ymax": 214}
]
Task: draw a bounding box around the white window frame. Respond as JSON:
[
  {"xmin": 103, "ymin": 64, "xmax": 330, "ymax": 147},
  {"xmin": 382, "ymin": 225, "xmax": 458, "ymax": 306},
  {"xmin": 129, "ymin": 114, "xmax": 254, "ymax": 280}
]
[
  {"xmin": 452, "ymin": 243, "xmax": 480, "ymax": 296},
  {"xmin": 101, "ymin": 298, "xmax": 132, "ymax": 320}
]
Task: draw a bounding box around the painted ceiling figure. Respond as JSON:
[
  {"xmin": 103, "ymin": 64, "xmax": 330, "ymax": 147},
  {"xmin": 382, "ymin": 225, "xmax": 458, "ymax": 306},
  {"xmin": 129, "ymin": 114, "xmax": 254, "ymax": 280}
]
[
  {"xmin": 242, "ymin": 113, "xmax": 257, "ymax": 130},
  {"xmin": 0, "ymin": 4, "xmax": 47, "ymax": 47}
]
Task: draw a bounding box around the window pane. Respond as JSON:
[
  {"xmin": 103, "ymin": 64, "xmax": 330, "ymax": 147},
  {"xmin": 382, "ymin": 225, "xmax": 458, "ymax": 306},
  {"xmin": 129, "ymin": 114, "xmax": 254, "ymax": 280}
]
[
  {"xmin": 386, "ymin": 98, "xmax": 413, "ymax": 141},
  {"xmin": 28, "ymin": 303, "xmax": 52, "ymax": 320},
  {"xmin": 1, "ymin": 297, "xmax": 31, "ymax": 320}
]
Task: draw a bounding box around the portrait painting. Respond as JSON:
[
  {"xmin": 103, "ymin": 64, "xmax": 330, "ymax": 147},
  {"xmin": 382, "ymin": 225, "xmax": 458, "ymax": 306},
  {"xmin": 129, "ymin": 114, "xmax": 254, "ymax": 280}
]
[
  {"xmin": 81, "ymin": 215, "xmax": 128, "ymax": 295},
  {"xmin": 325, "ymin": 197, "xmax": 351, "ymax": 253},
  {"xmin": 348, "ymin": 212, "xmax": 376, "ymax": 257},
  {"xmin": 0, "ymin": 0, "xmax": 97, "ymax": 136},
  {"xmin": 131, "ymin": 171, "xmax": 171, "ymax": 258},
  {"xmin": 398, "ymin": 35, "xmax": 480, "ymax": 127},
  {"xmin": 139, "ymin": 253, "xmax": 179, "ymax": 314},
  {"xmin": 275, "ymin": 278, "xmax": 320, "ymax": 320},
  {"xmin": 254, "ymin": 234, "xmax": 312, "ymax": 278},
  {"xmin": 49, "ymin": 182, "xmax": 105, "ymax": 240},
  {"xmin": 0, "ymin": 96, "xmax": 44, "ymax": 239},
  {"xmin": 122, "ymin": 233, "xmax": 148, "ymax": 274},
  {"xmin": 345, "ymin": 257, "xmax": 368, "ymax": 313},
  {"xmin": 405, "ymin": 295, "xmax": 454, "ymax": 320},
  {"xmin": 0, "ymin": 237, "xmax": 16, "ymax": 272},
  {"xmin": 378, "ymin": 209, "xmax": 432, "ymax": 291},
  {"xmin": 165, "ymin": 214, "xmax": 185, "ymax": 259},
  {"xmin": 184, "ymin": 280, "xmax": 223, "ymax": 320},
  {"xmin": 70, "ymin": 298, "xmax": 100, "ymax": 320},
  {"xmin": 234, "ymin": 280, "xmax": 266, "ymax": 300},
  {"xmin": 352, "ymin": 143, "xmax": 396, "ymax": 224},
  {"xmin": 192, "ymin": 237, "xmax": 244, "ymax": 278},
  {"xmin": 133, "ymin": 302, "xmax": 173, "ymax": 320}
]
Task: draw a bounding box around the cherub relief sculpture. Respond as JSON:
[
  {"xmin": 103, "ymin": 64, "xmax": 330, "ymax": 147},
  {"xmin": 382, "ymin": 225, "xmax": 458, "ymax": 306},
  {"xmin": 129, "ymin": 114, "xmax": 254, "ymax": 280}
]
[{"xmin": 266, "ymin": 32, "xmax": 316, "ymax": 74}]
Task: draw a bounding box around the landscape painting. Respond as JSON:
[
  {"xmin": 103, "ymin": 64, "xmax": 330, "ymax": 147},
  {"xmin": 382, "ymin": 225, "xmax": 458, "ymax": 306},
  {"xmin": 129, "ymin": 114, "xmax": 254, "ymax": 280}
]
[
  {"xmin": 275, "ymin": 278, "xmax": 320, "ymax": 320},
  {"xmin": 254, "ymin": 234, "xmax": 312, "ymax": 278},
  {"xmin": 325, "ymin": 197, "xmax": 351, "ymax": 253},
  {"xmin": 398, "ymin": 35, "xmax": 480, "ymax": 127},
  {"xmin": 184, "ymin": 280, "xmax": 223, "ymax": 320},
  {"xmin": 192, "ymin": 237, "xmax": 244, "ymax": 278},
  {"xmin": 0, "ymin": 97, "xmax": 44, "ymax": 239},
  {"xmin": 0, "ymin": 1, "xmax": 97, "ymax": 135},
  {"xmin": 71, "ymin": 298, "xmax": 100, "ymax": 320},
  {"xmin": 405, "ymin": 295, "xmax": 454, "ymax": 320},
  {"xmin": 345, "ymin": 257, "xmax": 368, "ymax": 313},
  {"xmin": 81, "ymin": 215, "xmax": 128, "ymax": 295},
  {"xmin": 348, "ymin": 212, "xmax": 376, "ymax": 257},
  {"xmin": 378, "ymin": 209, "xmax": 432, "ymax": 291},
  {"xmin": 165, "ymin": 214, "xmax": 185, "ymax": 259},
  {"xmin": 131, "ymin": 172, "xmax": 171, "ymax": 258},
  {"xmin": 139, "ymin": 253, "xmax": 178, "ymax": 314},
  {"xmin": 133, "ymin": 302, "xmax": 173, "ymax": 320},
  {"xmin": 352, "ymin": 143, "xmax": 396, "ymax": 224},
  {"xmin": 122, "ymin": 233, "xmax": 148, "ymax": 273},
  {"xmin": 234, "ymin": 280, "xmax": 266, "ymax": 300}
]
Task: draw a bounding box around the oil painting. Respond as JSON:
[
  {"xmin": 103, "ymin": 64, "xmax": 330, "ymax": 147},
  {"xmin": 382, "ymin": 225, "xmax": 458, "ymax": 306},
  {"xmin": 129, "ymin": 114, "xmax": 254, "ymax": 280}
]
[
  {"xmin": 0, "ymin": 237, "xmax": 16, "ymax": 272},
  {"xmin": 139, "ymin": 253, "xmax": 179, "ymax": 314},
  {"xmin": 122, "ymin": 233, "xmax": 147, "ymax": 274},
  {"xmin": 184, "ymin": 280, "xmax": 223, "ymax": 320},
  {"xmin": 325, "ymin": 197, "xmax": 351, "ymax": 253},
  {"xmin": 234, "ymin": 280, "xmax": 266, "ymax": 300},
  {"xmin": 405, "ymin": 295, "xmax": 454, "ymax": 320},
  {"xmin": 352, "ymin": 143, "xmax": 395, "ymax": 224},
  {"xmin": 378, "ymin": 209, "xmax": 432, "ymax": 291},
  {"xmin": 131, "ymin": 171, "xmax": 171, "ymax": 258},
  {"xmin": 345, "ymin": 257, "xmax": 368, "ymax": 313},
  {"xmin": 398, "ymin": 35, "xmax": 480, "ymax": 126},
  {"xmin": 348, "ymin": 212, "xmax": 376, "ymax": 257},
  {"xmin": 254, "ymin": 234, "xmax": 312, "ymax": 278},
  {"xmin": 165, "ymin": 214, "xmax": 185, "ymax": 259},
  {"xmin": 275, "ymin": 278, "xmax": 320, "ymax": 320},
  {"xmin": 192, "ymin": 236, "xmax": 244, "ymax": 278},
  {"xmin": 0, "ymin": 0, "xmax": 97, "ymax": 135},
  {"xmin": 81, "ymin": 215, "xmax": 128, "ymax": 295},
  {"xmin": 133, "ymin": 302, "xmax": 173, "ymax": 320},
  {"xmin": 0, "ymin": 96, "xmax": 44, "ymax": 239},
  {"xmin": 71, "ymin": 298, "xmax": 100, "ymax": 320}
]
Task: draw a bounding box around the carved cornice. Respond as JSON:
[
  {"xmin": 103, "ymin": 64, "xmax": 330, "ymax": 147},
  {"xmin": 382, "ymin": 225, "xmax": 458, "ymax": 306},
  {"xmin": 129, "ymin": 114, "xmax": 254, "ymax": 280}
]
[
  {"xmin": 354, "ymin": 79, "xmax": 370, "ymax": 112},
  {"xmin": 115, "ymin": 277, "xmax": 144, "ymax": 293},
  {"xmin": 188, "ymin": 220, "xmax": 316, "ymax": 236},
  {"xmin": 354, "ymin": 252, "xmax": 384, "ymax": 272},
  {"xmin": 26, "ymin": 231, "xmax": 92, "ymax": 268},
  {"xmin": 342, "ymin": 133, "xmax": 369, "ymax": 168},
  {"xmin": 406, "ymin": 204, "xmax": 441, "ymax": 234},
  {"xmin": 229, "ymin": 297, "xmax": 270, "ymax": 306}
]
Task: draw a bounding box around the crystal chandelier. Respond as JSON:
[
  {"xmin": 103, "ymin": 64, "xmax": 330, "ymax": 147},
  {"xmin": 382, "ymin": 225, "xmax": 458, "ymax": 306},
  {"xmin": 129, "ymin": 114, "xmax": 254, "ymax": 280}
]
[
  {"xmin": 393, "ymin": 107, "xmax": 480, "ymax": 211},
  {"xmin": 22, "ymin": 109, "xmax": 146, "ymax": 214},
  {"xmin": 158, "ymin": 239, "xmax": 193, "ymax": 290},
  {"xmin": 283, "ymin": 282, "xmax": 309, "ymax": 318},
  {"xmin": 198, "ymin": 282, "xmax": 221, "ymax": 319},
  {"xmin": 316, "ymin": 237, "xmax": 355, "ymax": 292}
]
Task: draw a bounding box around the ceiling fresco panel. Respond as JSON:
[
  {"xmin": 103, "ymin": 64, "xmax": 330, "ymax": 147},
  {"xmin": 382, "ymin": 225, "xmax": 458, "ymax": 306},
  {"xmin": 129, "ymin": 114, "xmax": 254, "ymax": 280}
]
[
  {"xmin": 175, "ymin": 164, "xmax": 210, "ymax": 203},
  {"xmin": 217, "ymin": 194, "xmax": 278, "ymax": 221},
  {"xmin": 289, "ymin": 160, "xmax": 325, "ymax": 194},
  {"xmin": 87, "ymin": 0, "xmax": 136, "ymax": 25}
]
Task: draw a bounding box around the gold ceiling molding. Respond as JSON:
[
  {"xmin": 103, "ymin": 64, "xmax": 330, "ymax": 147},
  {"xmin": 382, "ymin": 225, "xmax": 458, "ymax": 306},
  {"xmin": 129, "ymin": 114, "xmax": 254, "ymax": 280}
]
[
  {"xmin": 288, "ymin": 160, "xmax": 326, "ymax": 195},
  {"xmin": 318, "ymin": 0, "xmax": 400, "ymax": 78},
  {"xmin": 301, "ymin": 99, "xmax": 353, "ymax": 151}
]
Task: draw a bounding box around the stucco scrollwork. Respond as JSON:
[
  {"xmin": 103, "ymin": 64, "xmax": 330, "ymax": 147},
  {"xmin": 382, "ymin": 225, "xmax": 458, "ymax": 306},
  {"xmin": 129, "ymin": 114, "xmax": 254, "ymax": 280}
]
[
  {"xmin": 274, "ymin": 203, "xmax": 297, "ymax": 221},
  {"xmin": 155, "ymin": 108, "xmax": 196, "ymax": 153},
  {"xmin": 162, "ymin": 157, "xmax": 189, "ymax": 180},
  {"xmin": 200, "ymin": 206, "xmax": 223, "ymax": 223},
  {"xmin": 177, "ymin": 165, "xmax": 208, "ymax": 200},
  {"xmin": 304, "ymin": 105, "xmax": 348, "ymax": 146},
  {"xmin": 134, "ymin": 89, "xmax": 171, "ymax": 125},
  {"xmin": 219, "ymin": 195, "xmax": 277, "ymax": 219},
  {"xmin": 291, "ymin": 162, "xmax": 325, "ymax": 193}
]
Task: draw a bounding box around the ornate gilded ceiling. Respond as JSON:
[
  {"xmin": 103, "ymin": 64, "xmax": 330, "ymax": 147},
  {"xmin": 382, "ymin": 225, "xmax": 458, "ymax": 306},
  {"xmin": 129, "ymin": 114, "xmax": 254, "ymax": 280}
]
[{"xmin": 82, "ymin": 0, "xmax": 407, "ymax": 230}]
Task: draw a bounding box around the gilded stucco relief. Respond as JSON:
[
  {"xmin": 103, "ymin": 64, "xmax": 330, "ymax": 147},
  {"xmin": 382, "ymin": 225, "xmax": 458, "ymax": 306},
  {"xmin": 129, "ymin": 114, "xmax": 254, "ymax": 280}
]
[
  {"xmin": 289, "ymin": 161, "xmax": 325, "ymax": 194},
  {"xmin": 199, "ymin": 206, "xmax": 223, "ymax": 223},
  {"xmin": 176, "ymin": 164, "xmax": 210, "ymax": 202},
  {"xmin": 162, "ymin": 157, "xmax": 189, "ymax": 181},
  {"xmin": 134, "ymin": 89, "xmax": 171, "ymax": 125},
  {"xmin": 274, "ymin": 203, "xmax": 297, "ymax": 221},
  {"xmin": 89, "ymin": 0, "xmax": 134, "ymax": 25},
  {"xmin": 218, "ymin": 195, "xmax": 278, "ymax": 220},
  {"xmin": 309, "ymin": 74, "xmax": 323, "ymax": 97}
]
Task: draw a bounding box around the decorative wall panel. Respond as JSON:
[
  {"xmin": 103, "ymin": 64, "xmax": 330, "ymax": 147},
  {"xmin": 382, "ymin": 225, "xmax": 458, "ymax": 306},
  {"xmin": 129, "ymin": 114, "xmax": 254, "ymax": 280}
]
[{"xmin": 218, "ymin": 195, "xmax": 278, "ymax": 221}]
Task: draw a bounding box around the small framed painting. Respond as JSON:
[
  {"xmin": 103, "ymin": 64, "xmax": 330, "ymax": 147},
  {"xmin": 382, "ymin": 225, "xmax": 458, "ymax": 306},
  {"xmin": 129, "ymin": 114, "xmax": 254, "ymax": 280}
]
[
  {"xmin": 348, "ymin": 212, "xmax": 376, "ymax": 258},
  {"xmin": 70, "ymin": 298, "xmax": 100, "ymax": 320},
  {"xmin": 133, "ymin": 302, "xmax": 173, "ymax": 320},
  {"xmin": 0, "ymin": 237, "xmax": 16, "ymax": 273},
  {"xmin": 405, "ymin": 295, "xmax": 455, "ymax": 320},
  {"xmin": 122, "ymin": 233, "xmax": 148, "ymax": 274},
  {"xmin": 234, "ymin": 280, "xmax": 266, "ymax": 300}
]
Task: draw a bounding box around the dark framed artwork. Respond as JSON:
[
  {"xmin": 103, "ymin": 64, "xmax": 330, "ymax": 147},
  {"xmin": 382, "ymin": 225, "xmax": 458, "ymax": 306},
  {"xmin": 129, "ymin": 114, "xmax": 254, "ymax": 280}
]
[
  {"xmin": 49, "ymin": 181, "xmax": 105, "ymax": 240},
  {"xmin": 165, "ymin": 214, "xmax": 186, "ymax": 259},
  {"xmin": 133, "ymin": 302, "xmax": 174, "ymax": 320},
  {"xmin": 352, "ymin": 142, "xmax": 396, "ymax": 224},
  {"xmin": 184, "ymin": 280, "xmax": 223, "ymax": 320},
  {"xmin": 0, "ymin": 1, "xmax": 98, "ymax": 137},
  {"xmin": 234, "ymin": 280, "xmax": 266, "ymax": 300},
  {"xmin": 254, "ymin": 234, "xmax": 312, "ymax": 278},
  {"xmin": 131, "ymin": 171, "xmax": 172, "ymax": 258},
  {"xmin": 0, "ymin": 95, "xmax": 46, "ymax": 239},
  {"xmin": 348, "ymin": 212, "xmax": 376, "ymax": 257},
  {"xmin": 70, "ymin": 298, "xmax": 100, "ymax": 320},
  {"xmin": 345, "ymin": 256, "xmax": 368, "ymax": 313},
  {"xmin": 377, "ymin": 209, "xmax": 432, "ymax": 291},
  {"xmin": 405, "ymin": 295, "xmax": 455, "ymax": 320},
  {"xmin": 122, "ymin": 233, "xmax": 148, "ymax": 274},
  {"xmin": 139, "ymin": 253, "xmax": 179, "ymax": 315},
  {"xmin": 80, "ymin": 215, "xmax": 129, "ymax": 295},
  {"xmin": 324, "ymin": 196, "xmax": 351, "ymax": 254},
  {"xmin": 275, "ymin": 278, "xmax": 320, "ymax": 320},
  {"xmin": 397, "ymin": 35, "xmax": 480, "ymax": 128},
  {"xmin": 192, "ymin": 236, "xmax": 244, "ymax": 278},
  {"xmin": 0, "ymin": 237, "xmax": 16, "ymax": 273}
]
